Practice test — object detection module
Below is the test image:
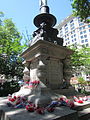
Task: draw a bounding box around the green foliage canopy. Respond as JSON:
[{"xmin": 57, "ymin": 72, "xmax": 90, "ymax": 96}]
[
  {"xmin": 69, "ymin": 45, "xmax": 90, "ymax": 74},
  {"xmin": 71, "ymin": 0, "xmax": 90, "ymax": 22},
  {"xmin": 78, "ymin": 77, "xmax": 87, "ymax": 84},
  {"xmin": 0, "ymin": 12, "xmax": 25, "ymax": 79},
  {"xmin": 0, "ymin": 17, "xmax": 23, "ymax": 55}
]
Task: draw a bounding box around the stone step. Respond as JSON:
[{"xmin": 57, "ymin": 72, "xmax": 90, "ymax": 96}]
[
  {"xmin": 1, "ymin": 97, "xmax": 90, "ymax": 120},
  {"xmin": 73, "ymin": 101, "xmax": 90, "ymax": 111},
  {"xmin": 0, "ymin": 106, "xmax": 78, "ymax": 120},
  {"xmin": 78, "ymin": 107, "xmax": 90, "ymax": 120},
  {"xmin": 0, "ymin": 97, "xmax": 78, "ymax": 120}
]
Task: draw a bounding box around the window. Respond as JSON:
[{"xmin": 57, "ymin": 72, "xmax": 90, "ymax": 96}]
[
  {"xmin": 79, "ymin": 27, "xmax": 82, "ymax": 30},
  {"xmin": 83, "ymin": 30, "xmax": 86, "ymax": 33},
  {"xmin": 67, "ymin": 34, "xmax": 69, "ymax": 36},
  {"xmin": 65, "ymin": 27, "xmax": 68, "ymax": 30},
  {"xmin": 65, "ymin": 27, "xmax": 68, "ymax": 31},
  {"xmin": 74, "ymin": 38, "xmax": 76, "ymax": 41},
  {"xmin": 80, "ymin": 30, "xmax": 86, "ymax": 34},
  {"xmin": 72, "ymin": 38, "xmax": 76, "ymax": 42},
  {"xmin": 71, "ymin": 26, "xmax": 75, "ymax": 30},
  {"xmin": 65, "ymin": 30, "xmax": 68, "ymax": 33},
  {"xmin": 79, "ymin": 26, "xmax": 85, "ymax": 30},
  {"xmin": 84, "ymin": 35, "xmax": 87, "ymax": 38},
  {"xmin": 71, "ymin": 30, "xmax": 75, "ymax": 34},
  {"xmin": 81, "ymin": 40, "xmax": 84, "ymax": 43},
  {"xmin": 67, "ymin": 38, "xmax": 69, "ymax": 40},
  {"xmin": 81, "ymin": 36, "xmax": 83, "ymax": 39},
  {"xmin": 71, "ymin": 35, "xmax": 73, "ymax": 38},
  {"xmin": 80, "ymin": 31, "xmax": 83, "ymax": 34},
  {"xmin": 60, "ymin": 31, "xmax": 62, "ymax": 33},
  {"xmin": 60, "ymin": 28, "xmax": 62, "ymax": 30},
  {"xmin": 86, "ymin": 43, "xmax": 89, "ymax": 47},
  {"xmin": 70, "ymin": 20, "xmax": 73, "ymax": 23},
  {"xmin": 60, "ymin": 28, "xmax": 62, "ymax": 34},
  {"xmin": 79, "ymin": 23, "xmax": 84, "ymax": 26},
  {"xmin": 83, "ymin": 26, "xmax": 85, "ymax": 29},
  {"xmin": 74, "ymin": 34, "xmax": 76, "ymax": 37},
  {"xmin": 85, "ymin": 39, "xmax": 88, "ymax": 42},
  {"xmin": 71, "ymin": 31, "xmax": 73, "ymax": 34},
  {"xmin": 73, "ymin": 30, "xmax": 75, "ymax": 33},
  {"xmin": 64, "ymin": 24, "xmax": 67, "ymax": 27},
  {"xmin": 68, "ymin": 41, "xmax": 70, "ymax": 44},
  {"xmin": 70, "ymin": 23, "xmax": 74, "ymax": 27}
]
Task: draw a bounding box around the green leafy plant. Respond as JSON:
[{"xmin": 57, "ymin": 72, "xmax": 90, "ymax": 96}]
[
  {"xmin": 69, "ymin": 45, "xmax": 90, "ymax": 75},
  {"xmin": 70, "ymin": 0, "xmax": 90, "ymax": 22},
  {"xmin": 78, "ymin": 77, "xmax": 87, "ymax": 85},
  {"xmin": 0, "ymin": 81, "xmax": 20, "ymax": 97},
  {"xmin": 0, "ymin": 12, "xmax": 26, "ymax": 79}
]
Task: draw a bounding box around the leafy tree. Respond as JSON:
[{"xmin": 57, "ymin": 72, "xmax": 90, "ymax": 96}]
[
  {"xmin": 0, "ymin": 81, "xmax": 20, "ymax": 96},
  {"xmin": 0, "ymin": 12, "xmax": 25, "ymax": 79},
  {"xmin": 78, "ymin": 77, "xmax": 87, "ymax": 85},
  {"xmin": 70, "ymin": 0, "xmax": 90, "ymax": 22},
  {"xmin": 80, "ymin": 46, "xmax": 90, "ymax": 74},
  {"xmin": 77, "ymin": 77, "xmax": 87, "ymax": 93},
  {"xmin": 22, "ymin": 29, "xmax": 33, "ymax": 47},
  {"xmin": 69, "ymin": 44, "xmax": 90, "ymax": 75},
  {"xmin": 0, "ymin": 17, "xmax": 23, "ymax": 55}
]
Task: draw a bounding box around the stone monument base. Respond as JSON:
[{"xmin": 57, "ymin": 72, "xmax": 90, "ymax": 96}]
[
  {"xmin": 20, "ymin": 40, "xmax": 73, "ymax": 109},
  {"xmin": 21, "ymin": 40, "xmax": 73, "ymax": 90}
]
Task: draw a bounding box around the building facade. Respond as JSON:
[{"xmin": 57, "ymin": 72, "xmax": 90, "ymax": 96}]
[
  {"xmin": 56, "ymin": 15, "xmax": 90, "ymax": 47},
  {"xmin": 56, "ymin": 15, "xmax": 90, "ymax": 82}
]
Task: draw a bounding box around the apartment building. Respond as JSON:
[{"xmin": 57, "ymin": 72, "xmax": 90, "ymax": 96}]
[{"xmin": 56, "ymin": 15, "xmax": 90, "ymax": 47}]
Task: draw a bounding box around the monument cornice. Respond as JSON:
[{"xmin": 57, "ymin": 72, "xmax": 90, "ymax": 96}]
[{"xmin": 21, "ymin": 40, "xmax": 73, "ymax": 62}]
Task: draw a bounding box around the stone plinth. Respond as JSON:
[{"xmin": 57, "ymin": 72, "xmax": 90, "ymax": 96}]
[
  {"xmin": 0, "ymin": 97, "xmax": 78, "ymax": 120},
  {"xmin": 21, "ymin": 40, "xmax": 73, "ymax": 89}
]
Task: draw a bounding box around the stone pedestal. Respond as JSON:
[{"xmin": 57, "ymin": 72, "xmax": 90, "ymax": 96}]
[{"xmin": 21, "ymin": 40, "xmax": 73, "ymax": 90}]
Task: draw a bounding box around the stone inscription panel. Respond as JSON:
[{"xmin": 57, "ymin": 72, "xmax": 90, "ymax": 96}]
[{"xmin": 47, "ymin": 59, "xmax": 63, "ymax": 86}]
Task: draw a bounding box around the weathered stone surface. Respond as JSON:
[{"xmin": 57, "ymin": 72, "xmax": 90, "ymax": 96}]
[
  {"xmin": 28, "ymin": 94, "xmax": 52, "ymax": 107},
  {"xmin": 17, "ymin": 40, "xmax": 73, "ymax": 108},
  {"xmin": 12, "ymin": 86, "xmax": 33, "ymax": 97},
  {"xmin": 23, "ymin": 67, "xmax": 30, "ymax": 75},
  {"xmin": 78, "ymin": 108, "xmax": 90, "ymax": 120},
  {"xmin": 74, "ymin": 101, "xmax": 90, "ymax": 111},
  {"xmin": 21, "ymin": 40, "xmax": 73, "ymax": 89},
  {"xmin": 0, "ymin": 97, "xmax": 78, "ymax": 120}
]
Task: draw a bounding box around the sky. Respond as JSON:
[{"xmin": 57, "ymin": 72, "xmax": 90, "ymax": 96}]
[{"xmin": 1, "ymin": 0, "xmax": 73, "ymax": 35}]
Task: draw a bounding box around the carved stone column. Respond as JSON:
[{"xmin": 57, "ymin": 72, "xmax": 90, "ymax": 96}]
[
  {"xmin": 23, "ymin": 61, "xmax": 30, "ymax": 82},
  {"xmin": 63, "ymin": 56, "xmax": 72, "ymax": 87}
]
